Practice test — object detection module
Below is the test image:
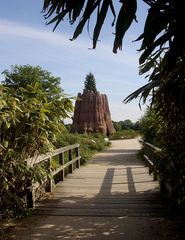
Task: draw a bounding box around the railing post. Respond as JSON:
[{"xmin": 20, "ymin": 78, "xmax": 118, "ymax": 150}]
[
  {"xmin": 45, "ymin": 157, "xmax": 52, "ymax": 192},
  {"xmin": 25, "ymin": 144, "xmax": 81, "ymax": 205},
  {"xmin": 26, "ymin": 178, "xmax": 34, "ymax": 208},
  {"xmin": 68, "ymin": 149, "xmax": 73, "ymax": 173},
  {"xmin": 59, "ymin": 152, "xmax": 65, "ymax": 181},
  {"xmin": 153, "ymin": 170, "xmax": 158, "ymax": 181},
  {"xmin": 144, "ymin": 142, "xmax": 161, "ymax": 181},
  {"xmin": 75, "ymin": 146, "xmax": 80, "ymax": 168}
]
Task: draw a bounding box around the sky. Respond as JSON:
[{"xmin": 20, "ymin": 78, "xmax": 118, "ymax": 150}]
[{"xmin": 0, "ymin": 0, "xmax": 149, "ymax": 123}]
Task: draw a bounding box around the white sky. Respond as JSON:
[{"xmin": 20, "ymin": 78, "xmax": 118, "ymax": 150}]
[{"xmin": 0, "ymin": 0, "xmax": 149, "ymax": 122}]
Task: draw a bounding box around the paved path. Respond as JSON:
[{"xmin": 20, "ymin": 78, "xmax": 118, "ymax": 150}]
[{"xmin": 6, "ymin": 139, "xmax": 178, "ymax": 240}]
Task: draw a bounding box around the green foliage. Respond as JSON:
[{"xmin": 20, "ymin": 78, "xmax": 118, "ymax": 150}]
[
  {"xmin": 154, "ymin": 86, "xmax": 185, "ymax": 214},
  {"xmin": 112, "ymin": 119, "xmax": 140, "ymax": 140},
  {"xmin": 140, "ymin": 104, "xmax": 185, "ymax": 216},
  {"xmin": 123, "ymin": 0, "xmax": 185, "ymax": 107},
  {"xmin": 0, "ymin": 65, "xmax": 73, "ymax": 219},
  {"xmin": 2, "ymin": 65, "xmax": 62, "ymax": 99},
  {"xmin": 84, "ymin": 72, "xmax": 97, "ymax": 93},
  {"xmin": 139, "ymin": 107, "xmax": 164, "ymax": 147},
  {"xmin": 121, "ymin": 119, "xmax": 133, "ymax": 130},
  {"xmin": 113, "ymin": 119, "xmax": 141, "ymax": 131},
  {"xmin": 113, "ymin": 122, "xmax": 122, "ymax": 132},
  {"xmin": 109, "ymin": 129, "xmax": 138, "ymax": 140},
  {"xmin": 56, "ymin": 132, "xmax": 111, "ymax": 164}
]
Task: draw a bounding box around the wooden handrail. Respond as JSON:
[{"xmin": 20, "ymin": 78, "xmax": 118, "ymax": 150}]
[
  {"xmin": 27, "ymin": 144, "xmax": 80, "ymax": 166},
  {"xmin": 143, "ymin": 142, "xmax": 162, "ymax": 181},
  {"xmin": 26, "ymin": 144, "xmax": 81, "ymax": 208},
  {"xmin": 143, "ymin": 142, "xmax": 173, "ymax": 199}
]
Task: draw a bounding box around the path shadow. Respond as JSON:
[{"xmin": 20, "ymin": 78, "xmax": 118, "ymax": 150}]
[{"xmin": 5, "ymin": 175, "xmax": 178, "ymax": 240}]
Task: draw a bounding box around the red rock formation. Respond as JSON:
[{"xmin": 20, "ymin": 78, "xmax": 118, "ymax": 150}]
[{"xmin": 72, "ymin": 90, "xmax": 115, "ymax": 136}]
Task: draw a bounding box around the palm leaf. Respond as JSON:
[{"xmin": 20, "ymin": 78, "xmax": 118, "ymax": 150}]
[
  {"xmin": 92, "ymin": 0, "xmax": 110, "ymax": 49},
  {"xmin": 113, "ymin": 0, "xmax": 137, "ymax": 53},
  {"xmin": 70, "ymin": 0, "xmax": 101, "ymax": 40},
  {"xmin": 123, "ymin": 80, "xmax": 160, "ymax": 106}
]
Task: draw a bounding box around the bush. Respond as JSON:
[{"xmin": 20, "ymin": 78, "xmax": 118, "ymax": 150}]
[
  {"xmin": 56, "ymin": 132, "xmax": 111, "ymax": 164},
  {"xmin": 0, "ymin": 65, "xmax": 73, "ymax": 219},
  {"xmin": 109, "ymin": 129, "xmax": 139, "ymax": 140},
  {"xmin": 139, "ymin": 107, "xmax": 164, "ymax": 147}
]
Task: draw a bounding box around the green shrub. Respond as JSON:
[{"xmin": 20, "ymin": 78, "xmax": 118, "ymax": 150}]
[
  {"xmin": 56, "ymin": 132, "xmax": 111, "ymax": 164},
  {"xmin": 0, "ymin": 65, "xmax": 73, "ymax": 219},
  {"xmin": 139, "ymin": 107, "xmax": 163, "ymax": 147},
  {"xmin": 109, "ymin": 129, "xmax": 139, "ymax": 140}
]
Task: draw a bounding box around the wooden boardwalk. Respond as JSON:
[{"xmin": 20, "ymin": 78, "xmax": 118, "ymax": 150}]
[{"xmin": 7, "ymin": 139, "xmax": 177, "ymax": 240}]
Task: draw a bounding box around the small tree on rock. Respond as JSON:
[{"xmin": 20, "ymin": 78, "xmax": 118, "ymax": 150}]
[{"xmin": 84, "ymin": 72, "xmax": 97, "ymax": 93}]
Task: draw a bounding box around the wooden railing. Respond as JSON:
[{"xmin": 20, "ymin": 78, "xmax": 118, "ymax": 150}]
[
  {"xmin": 143, "ymin": 142, "xmax": 174, "ymax": 200},
  {"xmin": 26, "ymin": 144, "xmax": 81, "ymax": 208},
  {"xmin": 143, "ymin": 142, "xmax": 162, "ymax": 181}
]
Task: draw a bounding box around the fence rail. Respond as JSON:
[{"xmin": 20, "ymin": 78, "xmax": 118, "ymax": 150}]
[
  {"xmin": 26, "ymin": 144, "xmax": 81, "ymax": 208},
  {"xmin": 143, "ymin": 142, "xmax": 162, "ymax": 181},
  {"xmin": 143, "ymin": 142, "xmax": 173, "ymax": 200}
]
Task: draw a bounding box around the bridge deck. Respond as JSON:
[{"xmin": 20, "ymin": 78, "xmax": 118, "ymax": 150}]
[{"xmin": 7, "ymin": 139, "xmax": 177, "ymax": 240}]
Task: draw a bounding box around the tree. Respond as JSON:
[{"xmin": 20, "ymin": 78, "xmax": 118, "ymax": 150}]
[
  {"xmin": 84, "ymin": 72, "xmax": 97, "ymax": 92},
  {"xmin": 112, "ymin": 121, "xmax": 122, "ymax": 132},
  {"xmin": 0, "ymin": 65, "xmax": 73, "ymax": 218},
  {"xmin": 2, "ymin": 65, "xmax": 62, "ymax": 99},
  {"xmin": 132, "ymin": 121, "xmax": 141, "ymax": 131},
  {"xmin": 122, "ymin": 119, "xmax": 133, "ymax": 130}
]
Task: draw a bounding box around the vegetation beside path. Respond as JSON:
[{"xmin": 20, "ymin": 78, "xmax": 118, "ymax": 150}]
[{"xmin": 0, "ymin": 65, "xmax": 112, "ymax": 222}]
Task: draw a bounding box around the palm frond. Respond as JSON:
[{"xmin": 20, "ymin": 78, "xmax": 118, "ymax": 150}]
[{"xmin": 123, "ymin": 80, "xmax": 160, "ymax": 106}]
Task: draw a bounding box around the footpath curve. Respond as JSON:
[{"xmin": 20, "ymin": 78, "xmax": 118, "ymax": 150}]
[{"xmin": 6, "ymin": 139, "xmax": 178, "ymax": 240}]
